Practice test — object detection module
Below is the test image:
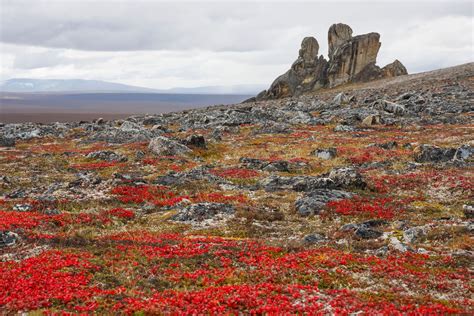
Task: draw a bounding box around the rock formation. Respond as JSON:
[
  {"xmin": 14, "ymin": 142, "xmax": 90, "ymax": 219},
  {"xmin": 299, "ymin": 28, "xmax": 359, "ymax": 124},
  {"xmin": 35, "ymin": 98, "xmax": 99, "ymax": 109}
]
[
  {"xmin": 256, "ymin": 23, "xmax": 407, "ymax": 100},
  {"xmin": 262, "ymin": 37, "xmax": 328, "ymax": 99}
]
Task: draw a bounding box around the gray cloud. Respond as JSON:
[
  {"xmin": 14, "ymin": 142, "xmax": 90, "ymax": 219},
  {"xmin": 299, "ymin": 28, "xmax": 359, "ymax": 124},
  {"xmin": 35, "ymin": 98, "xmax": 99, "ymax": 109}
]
[
  {"xmin": 1, "ymin": 1, "xmax": 472, "ymax": 53},
  {"xmin": 0, "ymin": 1, "xmax": 472, "ymax": 88}
]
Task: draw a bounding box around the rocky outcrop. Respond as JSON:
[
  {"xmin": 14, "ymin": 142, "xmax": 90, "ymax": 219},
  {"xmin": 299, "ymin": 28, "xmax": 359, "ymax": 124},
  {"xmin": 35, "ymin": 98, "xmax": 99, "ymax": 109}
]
[
  {"xmin": 264, "ymin": 37, "xmax": 328, "ymax": 99},
  {"xmin": 257, "ymin": 23, "xmax": 407, "ymax": 100}
]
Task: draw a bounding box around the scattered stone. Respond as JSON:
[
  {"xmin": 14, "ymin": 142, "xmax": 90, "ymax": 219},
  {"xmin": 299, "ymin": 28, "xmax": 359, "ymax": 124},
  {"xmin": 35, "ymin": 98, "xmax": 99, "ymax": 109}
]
[
  {"xmin": 376, "ymin": 100, "xmax": 406, "ymax": 116},
  {"xmin": 389, "ymin": 237, "xmax": 409, "ymax": 252},
  {"xmin": 413, "ymin": 144, "xmax": 456, "ymax": 163},
  {"xmin": 86, "ymin": 150, "xmax": 128, "ymax": 162},
  {"xmin": 356, "ymin": 227, "xmax": 383, "ymax": 239},
  {"xmin": 361, "ymin": 115, "xmax": 381, "ymax": 127},
  {"xmin": 463, "ymin": 205, "xmax": 474, "ymax": 219},
  {"xmin": 334, "ymin": 124, "xmax": 357, "ymax": 132},
  {"xmin": 303, "ymin": 233, "xmax": 327, "ymax": 244},
  {"xmin": 341, "ymin": 219, "xmax": 386, "ymax": 239},
  {"xmin": 403, "ymin": 227, "xmax": 426, "ymax": 244},
  {"xmin": 13, "ymin": 204, "xmax": 33, "ymax": 212},
  {"xmin": 0, "ymin": 231, "xmax": 19, "ymax": 248},
  {"xmin": 148, "ymin": 136, "xmax": 192, "ymax": 156},
  {"xmin": 328, "ymin": 167, "xmax": 366, "ymax": 189},
  {"xmin": 312, "ymin": 148, "xmax": 337, "ymax": 160},
  {"xmin": 171, "ymin": 203, "xmax": 235, "ymax": 222},
  {"xmin": 44, "ymin": 209, "xmax": 62, "ymax": 215},
  {"xmin": 253, "ymin": 122, "xmax": 292, "ymax": 135},
  {"xmin": 377, "ymin": 141, "xmax": 398, "ymax": 150},
  {"xmin": 0, "ymin": 135, "xmax": 16, "ymax": 147},
  {"xmin": 454, "ymin": 144, "xmax": 473, "ymax": 162},
  {"xmin": 332, "ymin": 93, "xmax": 353, "ymax": 106},
  {"xmin": 185, "ymin": 134, "xmax": 206, "ymax": 148},
  {"xmin": 295, "ymin": 189, "xmax": 353, "ymax": 216}
]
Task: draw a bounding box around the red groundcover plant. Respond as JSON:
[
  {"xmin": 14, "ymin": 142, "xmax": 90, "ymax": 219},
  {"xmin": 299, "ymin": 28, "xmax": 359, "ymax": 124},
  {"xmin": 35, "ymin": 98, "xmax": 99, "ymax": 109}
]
[{"xmin": 0, "ymin": 233, "xmax": 471, "ymax": 314}]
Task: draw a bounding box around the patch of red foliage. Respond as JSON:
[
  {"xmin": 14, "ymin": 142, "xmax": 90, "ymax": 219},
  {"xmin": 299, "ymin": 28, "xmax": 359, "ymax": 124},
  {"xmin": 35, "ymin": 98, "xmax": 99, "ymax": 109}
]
[
  {"xmin": 102, "ymin": 208, "xmax": 135, "ymax": 220},
  {"xmin": 210, "ymin": 168, "xmax": 259, "ymax": 179},
  {"xmin": 0, "ymin": 210, "xmax": 53, "ymax": 230},
  {"xmin": 0, "ymin": 250, "xmax": 100, "ymax": 311},
  {"xmin": 326, "ymin": 197, "xmax": 401, "ymax": 219},
  {"xmin": 0, "ymin": 233, "xmax": 470, "ymax": 314},
  {"xmin": 368, "ymin": 169, "xmax": 474, "ymax": 194}
]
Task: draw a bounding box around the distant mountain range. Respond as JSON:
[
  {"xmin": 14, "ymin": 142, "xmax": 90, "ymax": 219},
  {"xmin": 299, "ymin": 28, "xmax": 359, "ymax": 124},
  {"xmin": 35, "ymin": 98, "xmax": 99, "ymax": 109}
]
[{"xmin": 0, "ymin": 78, "xmax": 266, "ymax": 95}]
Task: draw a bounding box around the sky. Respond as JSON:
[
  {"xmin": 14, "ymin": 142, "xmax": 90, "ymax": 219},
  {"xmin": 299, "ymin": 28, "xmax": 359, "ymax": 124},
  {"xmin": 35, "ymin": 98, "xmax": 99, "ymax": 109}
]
[{"xmin": 0, "ymin": 0, "xmax": 472, "ymax": 89}]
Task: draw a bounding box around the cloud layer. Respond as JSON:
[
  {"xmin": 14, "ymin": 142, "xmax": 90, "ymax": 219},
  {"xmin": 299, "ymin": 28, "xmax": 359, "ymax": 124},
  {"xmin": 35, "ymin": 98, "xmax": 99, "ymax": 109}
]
[{"xmin": 1, "ymin": 0, "xmax": 472, "ymax": 89}]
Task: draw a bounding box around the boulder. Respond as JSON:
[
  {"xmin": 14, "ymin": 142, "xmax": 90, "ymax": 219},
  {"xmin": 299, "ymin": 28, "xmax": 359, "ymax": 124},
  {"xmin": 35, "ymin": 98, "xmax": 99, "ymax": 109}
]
[
  {"xmin": 454, "ymin": 144, "xmax": 473, "ymax": 162},
  {"xmin": 185, "ymin": 134, "xmax": 206, "ymax": 148},
  {"xmin": 403, "ymin": 227, "xmax": 426, "ymax": 244},
  {"xmin": 0, "ymin": 231, "xmax": 19, "ymax": 248},
  {"xmin": 312, "ymin": 148, "xmax": 337, "ymax": 160},
  {"xmin": 376, "ymin": 100, "xmax": 406, "ymax": 116},
  {"xmin": 361, "ymin": 114, "xmax": 381, "ymax": 127},
  {"xmin": 328, "ymin": 167, "xmax": 366, "ymax": 189},
  {"xmin": 341, "ymin": 219, "xmax": 386, "ymax": 239},
  {"xmin": 295, "ymin": 189, "xmax": 353, "ymax": 216},
  {"xmin": 303, "ymin": 233, "xmax": 327, "ymax": 244},
  {"xmin": 413, "ymin": 144, "xmax": 456, "ymax": 163},
  {"xmin": 0, "ymin": 135, "xmax": 15, "ymax": 147},
  {"xmin": 148, "ymin": 136, "xmax": 192, "ymax": 156},
  {"xmin": 382, "ymin": 60, "xmax": 408, "ymax": 77}
]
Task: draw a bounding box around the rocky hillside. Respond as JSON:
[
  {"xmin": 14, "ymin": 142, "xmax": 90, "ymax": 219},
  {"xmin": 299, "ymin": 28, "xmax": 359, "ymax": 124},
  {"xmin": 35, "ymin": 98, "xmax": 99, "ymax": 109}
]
[{"xmin": 0, "ymin": 62, "xmax": 473, "ymax": 314}]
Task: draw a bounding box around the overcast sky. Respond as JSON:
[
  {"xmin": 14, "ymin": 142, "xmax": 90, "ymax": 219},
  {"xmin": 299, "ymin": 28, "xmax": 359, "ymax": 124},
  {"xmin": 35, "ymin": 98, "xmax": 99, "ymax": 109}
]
[{"xmin": 0, "ymin": 0, "xmax": 472, "ymax": 89}]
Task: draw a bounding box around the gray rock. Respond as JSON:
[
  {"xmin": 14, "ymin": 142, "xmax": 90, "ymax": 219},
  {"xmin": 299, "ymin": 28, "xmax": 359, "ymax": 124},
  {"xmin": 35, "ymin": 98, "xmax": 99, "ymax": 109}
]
[
  {"xmin": 390, "ymin": 237, "xmax": 409, "ymax": 252},
  {"xmin": 303, "ymin": 233, "xmax": 327, "ymax": 244},
  {"xmin": 332, "ymin": 93, "xmax": 354, "ymax": 106},
  {"xmin": 185, "ymin": 134, "xmax": 206, "ymax": 148},
  {"xmin": 13, "ymin": 204, "xmax": 33, "ymax": 212},
  {"xmin": 414, "ymin": 144, "xmax": 456, "ymax": 163},
  {"xmin": 403, "ymin": 227, "xmax": 426, "ymax": 243},
  {"xmin": 148, "ymin": 136, "xmax": 192, "ymax": 156},
  {"xmin": 86, "ymin": 150, "xmax": 128, "ymax": 162},
  {"xmin": 44, "ymin": 209, "xmax": 62, "ymax": 215},
  {"xmin": 374, "ymin": 100, "xmax": 406, "ymax": 116},
  {"xmin": 171, "ymin": 203, "xmax": 235, "ymax": 222},
  {"xmin": 154, "ymin": 166, "xmax": 225, "ymax": 187},
  {"xmin": 312, "ymin": 148, "xmax": 337, "ymax": 160},
  {"xmin": 454, "ymin": 145, "xmax": 473, "ymax": 162},
  {"xmin": 0, "ymin": 231, "xmax": 19, "ymax": 248},
  {"xmin": 361, "ymin": 114, "xmax": 381, "ymax": 126},
  {"xmin": 0, "ymin": 135, "xmax": 15, "ymax": 147},
  {"xmin": 341, "ymin": 220, "xmax": 386, "ymax": 239},
  {"xmin": 463, "ymin": 205, "xmax": 474, "ymax": 219},
  {"xmin": 328, "ymin": 167, "xmax": 366, "ymax": 189},
  {"xmin": 240, "ymin": 157, "xmax": 308, "ymax": 173},
  {"xmin": 334, "ymin": 124, "xmax": 356, "ymax": 132},
  {"xmin": 119, "ymin": 121, "xmax": 142, "ymax": 132},
  {"xmin": 295, "ymin": 189, "xmax": 353, "ymax": 216},
  {"xmin": 355, "ymin": 226, "xmax": 383, "ymax": 239},
  {"xmin": 253, "ymin": 122, "xmax": 292, "ymax": 135}
]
